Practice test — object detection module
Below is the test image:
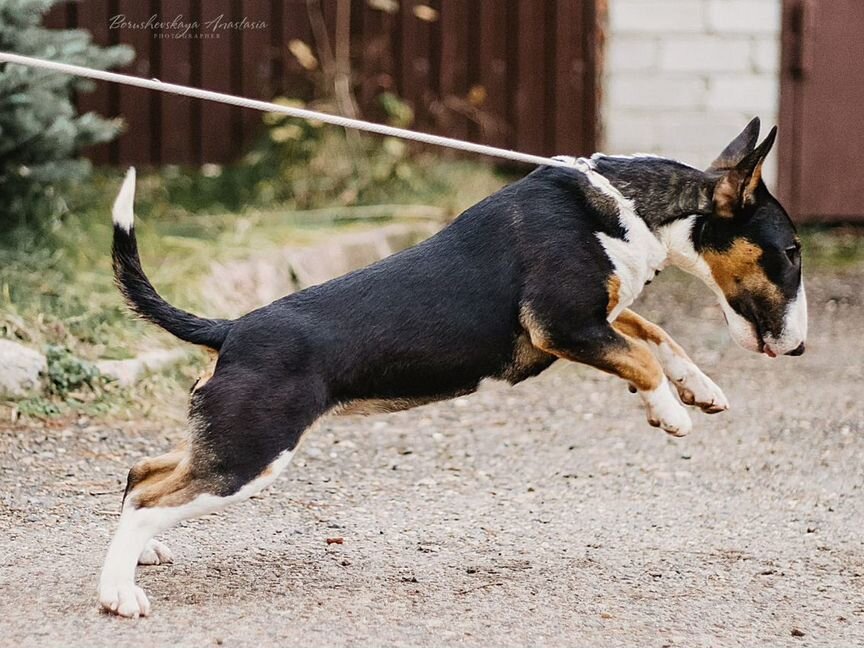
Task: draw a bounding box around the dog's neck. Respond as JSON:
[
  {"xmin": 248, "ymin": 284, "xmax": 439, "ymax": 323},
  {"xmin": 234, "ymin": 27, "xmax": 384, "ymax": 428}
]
[{"xmin": 589, "ymin": 155, "xmax": 715, "ymax": 230}]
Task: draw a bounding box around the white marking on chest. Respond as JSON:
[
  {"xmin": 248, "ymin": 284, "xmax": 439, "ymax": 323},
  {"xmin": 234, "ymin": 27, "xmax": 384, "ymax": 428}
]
[{"xmin": 573, "ymin": 158, "xmax": 667, "ymax": 321}]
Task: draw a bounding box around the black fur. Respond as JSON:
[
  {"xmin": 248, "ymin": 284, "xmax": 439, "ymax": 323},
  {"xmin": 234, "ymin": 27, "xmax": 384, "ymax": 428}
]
[
  {"xmin": 591, "ymin": 156, "xmax": 715, "ymax": 227},
  {"xmin": 112, "ymin": 225, "xmax": 232, "ymax": 349}
]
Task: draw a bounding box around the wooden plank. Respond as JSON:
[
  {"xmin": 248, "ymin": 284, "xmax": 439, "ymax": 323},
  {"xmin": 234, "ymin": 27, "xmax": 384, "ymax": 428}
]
[
  {"xmin": 438, "ymin": 0, "xmax": 470, "ymax": 139},
  {"xmin": 280, "ymin": 0, "xmax": 315, "ymax": 100},
  {"xmin": 777, "ymin": 0, "xmax": 803, "ymax": 214},
  {"xmin": 158, "ymin": 0, "xmax": 195, "ymax": 164},
  {"xmin": 75, "ymin": 1, "xmax": 114, "ymax": 164},
  {"xmin": 476, "ymin": 0, "xmax": 509, "ymax": 147},
  {"xmin": 240, "ymin": 0, "xmax": 274, "ymax": 146},
  {"xmin": 513, "ymin": 0, "xmax": 548, "ymax": 155},
  {"xmin": 397, "ymin": 1, "xmax": 434, "ymax": 129},
  {"xmin": 547, "ymin": 0, "xmax": 584, "ymax": 155},
  {"xmin": 42, "ymin": 1, "xmax": 69, "ymax": 29},
  {"xmin": 793, "ymin": 0, "xmax": 864, "ymax": 220},
  {"xmin": 556, "ymin": 0, "xmax": 599, "ymax": 156},
  {"xmin": 582, "ymin": 0, "xmax": 600, "ymax": 155},
  {"xmin": 199, "ymin": 0, "xmax": 236, "ymax": 163},
  {"xmin": 358, "ymin": 0, "xmax": 397, "ymax": 120},
  {"xmin": 115, "ymin": 0, "xmax": 156, "ymax": 166}
]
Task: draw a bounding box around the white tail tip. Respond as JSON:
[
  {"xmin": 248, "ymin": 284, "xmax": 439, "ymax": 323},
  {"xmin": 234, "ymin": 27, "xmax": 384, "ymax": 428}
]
[{"xmin": 112, "ymin": 167, "xmax": 137, "ymax": 232}]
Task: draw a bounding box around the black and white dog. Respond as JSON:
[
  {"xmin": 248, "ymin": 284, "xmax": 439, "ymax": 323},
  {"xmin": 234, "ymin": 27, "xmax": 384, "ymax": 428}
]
[{"xmin": 100, "ymin": 117, "xmax": 806, "ymax": 617}]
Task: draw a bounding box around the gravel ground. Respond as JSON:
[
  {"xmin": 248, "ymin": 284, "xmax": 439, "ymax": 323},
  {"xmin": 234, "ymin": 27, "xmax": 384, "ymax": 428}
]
[{"xmin": 1, "ymin": 265, "xmax": 862, "ymax": 648}]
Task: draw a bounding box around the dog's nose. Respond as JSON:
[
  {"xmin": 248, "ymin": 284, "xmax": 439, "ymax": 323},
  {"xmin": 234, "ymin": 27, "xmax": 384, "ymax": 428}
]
[{"xmin": 785, "ymin": 342, "xmax": 806, "ymax": 356}]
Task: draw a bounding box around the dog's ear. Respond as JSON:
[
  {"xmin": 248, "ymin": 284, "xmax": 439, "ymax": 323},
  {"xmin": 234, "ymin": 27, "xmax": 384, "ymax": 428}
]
[
  {"xmin": 712, "ymin": 126, "xmax": 777, "ymax": 217},
  {"xmin": 709, "ymin": 117, "xmax": 762, "ymax": 171}
]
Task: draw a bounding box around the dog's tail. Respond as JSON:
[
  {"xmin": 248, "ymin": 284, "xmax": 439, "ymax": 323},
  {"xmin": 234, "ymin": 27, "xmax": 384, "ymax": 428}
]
[{"xmin": 111, "ymin": 168, "xmax": 232, "ymax": 350}]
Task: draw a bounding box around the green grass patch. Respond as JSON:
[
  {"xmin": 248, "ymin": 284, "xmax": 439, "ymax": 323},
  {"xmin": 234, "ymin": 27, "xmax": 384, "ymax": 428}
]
[{"xmin": 800, "ymin": 226, "xmax": 864, "ymax": 270}]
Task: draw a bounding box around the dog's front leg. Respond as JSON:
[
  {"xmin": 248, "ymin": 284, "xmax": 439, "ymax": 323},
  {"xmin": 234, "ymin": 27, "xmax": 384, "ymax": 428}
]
[
  {"xmin": 612, "ymin": 309, "xmax": 729, "ymax": 414},
  {"xmin": 522, "ymin": 313, "xmax": 692, "ymax": 436}
]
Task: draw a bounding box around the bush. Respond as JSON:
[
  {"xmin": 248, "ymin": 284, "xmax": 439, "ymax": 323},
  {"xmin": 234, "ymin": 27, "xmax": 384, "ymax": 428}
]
[
  {"xmin": 0, "ymin": 0, "xmax": 132, "ymax": 230},
  {"xmin": 44, "ymin": 344, "xmax": 101, "ymax": 396}
]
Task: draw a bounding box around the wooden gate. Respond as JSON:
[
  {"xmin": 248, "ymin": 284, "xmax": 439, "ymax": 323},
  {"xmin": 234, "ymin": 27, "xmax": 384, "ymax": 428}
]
[
  {"xmin": 779, "ymin": 0, "xmax": 864, "ymax": 222},
  {"xmin": 44, "ymin": 0, "xmax": 600, "ymax": 167}
]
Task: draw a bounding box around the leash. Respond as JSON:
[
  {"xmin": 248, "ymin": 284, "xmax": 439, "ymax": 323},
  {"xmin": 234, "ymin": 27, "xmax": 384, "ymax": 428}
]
[{"xmin": 0, "ymin": 52, "xmax": 579, "ymax": 170}]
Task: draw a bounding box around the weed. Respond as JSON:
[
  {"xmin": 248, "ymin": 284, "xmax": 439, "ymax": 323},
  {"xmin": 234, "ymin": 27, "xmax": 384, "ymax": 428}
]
[
  {"xmin": 44, "ymin": 345, "xmax": 102, "ymax": 396},
  {"xmin": 15, "ymin": 397, "xmax": 62, "ymax": 419}
]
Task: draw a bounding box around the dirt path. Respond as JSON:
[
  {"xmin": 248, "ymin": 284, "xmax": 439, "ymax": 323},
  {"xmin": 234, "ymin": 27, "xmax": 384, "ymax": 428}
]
[{"xmin": 1, "ymin": 266, "xmax": 863, "ymax": 647}]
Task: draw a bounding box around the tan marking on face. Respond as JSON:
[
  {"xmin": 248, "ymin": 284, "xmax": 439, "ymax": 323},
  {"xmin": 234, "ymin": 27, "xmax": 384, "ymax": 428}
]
[
  {"xmin": 193, "ymin": 350, "xmax": 219, "ymax": 392},
  {"xmin": 702, "ymin": 239, "xmax": 782, "ymax": 306},
  {"xmin": 606, "ymin": 275, "xmax": 622, "ymax": 316}
]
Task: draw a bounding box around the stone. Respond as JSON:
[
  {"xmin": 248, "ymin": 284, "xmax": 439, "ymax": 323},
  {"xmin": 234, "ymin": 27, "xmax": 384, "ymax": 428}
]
[
  {"xmin": 96, "ymin": 348, "xmax": 188, "ymax": 387},
  {"xmin": 0, "ymin": 339, "xmax": 47, "ymax": 398}
]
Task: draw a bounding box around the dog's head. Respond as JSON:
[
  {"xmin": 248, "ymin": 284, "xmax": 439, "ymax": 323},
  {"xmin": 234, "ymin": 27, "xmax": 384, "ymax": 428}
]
[{"xmin": 693, "ymin": 118, "xmax": 807, "ymax": 357}]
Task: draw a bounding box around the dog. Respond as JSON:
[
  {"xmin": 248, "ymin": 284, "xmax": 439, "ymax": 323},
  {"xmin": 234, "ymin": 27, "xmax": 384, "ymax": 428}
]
[{"xmin": 99, "ymin": 117, "xmax": 806, "ymax": 617}]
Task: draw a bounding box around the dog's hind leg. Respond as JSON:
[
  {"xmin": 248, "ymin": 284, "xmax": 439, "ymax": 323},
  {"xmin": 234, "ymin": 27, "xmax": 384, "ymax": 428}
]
[
  {"xmin": 120, "ymin": 448, "xmax": 183, "ymax": 567},
  {"xmin": 98, "ymin": 444, "xmax": 296, "ymax": 617},
  {"xmin": 98, "ymin": 375, "xmax": 326, "ymax": 618},
  {"xmin": 612, "ymin": 309, "xmax": 729, "ymax": 414}
]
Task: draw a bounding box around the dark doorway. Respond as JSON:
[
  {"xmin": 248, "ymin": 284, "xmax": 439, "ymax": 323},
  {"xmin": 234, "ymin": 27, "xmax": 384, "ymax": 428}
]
[{"xmin": 779, "ymin": 0, "xmax": 864, "ymax": 222}]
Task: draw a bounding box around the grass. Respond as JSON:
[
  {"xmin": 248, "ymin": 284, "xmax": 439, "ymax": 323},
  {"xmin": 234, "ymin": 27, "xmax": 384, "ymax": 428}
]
[
  {"xmin": 0, "ymin": 152, "xmax": 509, "ymax": 424},
  {"xmin": 799, "ymin": 226, "xmax": 864, "ymax": 270}
]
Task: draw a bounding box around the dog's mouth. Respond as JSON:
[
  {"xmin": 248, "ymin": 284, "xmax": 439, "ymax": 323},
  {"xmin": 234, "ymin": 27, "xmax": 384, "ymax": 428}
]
[
  {"xmin": 759, "ymin": 338, "xmax": 777, "ymax": 358},
  {"xmin": 752, "ymin": 317, "xmax": 778, "ymax": 358}
]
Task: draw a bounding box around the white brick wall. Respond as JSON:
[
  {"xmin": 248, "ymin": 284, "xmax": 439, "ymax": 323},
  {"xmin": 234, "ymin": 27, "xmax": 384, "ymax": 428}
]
[{"xmin": 603, "ymin": 0, "xmax": 781, "ymax": 186}]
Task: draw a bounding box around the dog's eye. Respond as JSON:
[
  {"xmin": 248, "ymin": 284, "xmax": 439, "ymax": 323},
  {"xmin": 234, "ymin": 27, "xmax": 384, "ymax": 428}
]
[{"xmin": 784, "ymin": 244, "xmax": 801, "ymax": 265}]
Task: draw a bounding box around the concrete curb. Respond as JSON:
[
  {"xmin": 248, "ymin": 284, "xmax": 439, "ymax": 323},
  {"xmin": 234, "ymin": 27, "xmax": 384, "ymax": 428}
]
[
  {"xmin": 202, "ymin": 221, "xmax": 440, "ymax": 318},
  {"xmin": 96, "ymin": 348, "xmax": 189, "ymax": 387},
  {"xmin": 0, "ymin": 339, "xmax": 47, "ymax": 399}
]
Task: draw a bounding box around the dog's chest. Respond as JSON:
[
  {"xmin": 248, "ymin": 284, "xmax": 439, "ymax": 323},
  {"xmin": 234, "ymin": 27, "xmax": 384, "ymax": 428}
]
[
  {"xmin": 574, "ymin": 159, "xmax": 668, "ymax": 321},
  {"xmin": 597, "ymin": 223, "xmax": 666, "ymax": 321}
]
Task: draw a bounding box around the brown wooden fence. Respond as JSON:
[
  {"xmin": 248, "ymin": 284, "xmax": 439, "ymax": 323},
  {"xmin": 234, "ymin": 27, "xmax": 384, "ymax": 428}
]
[{"xmin": 44, "ymin": 0, "xmax": 600, "ymax": 167}]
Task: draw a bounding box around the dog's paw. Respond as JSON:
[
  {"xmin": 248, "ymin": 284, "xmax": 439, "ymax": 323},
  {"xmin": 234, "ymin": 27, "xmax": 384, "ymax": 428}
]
[
  {"xmin": 138, "ymin": 539, "xmax": 173, "ymax": 566},
  {"xmin": 642, "ymin": 381, "xmax": 693, "ymax": 437},
  {"xmin": 655, "ymin": 343, "xmax": 729, "ymax": 414},
  {"xmin": 671, "ymin": 366, "xmax": 729, "ymax": 414},
  {"xmin": 98, "ymin": 582, "xmax": 151, "ymax": 618}
]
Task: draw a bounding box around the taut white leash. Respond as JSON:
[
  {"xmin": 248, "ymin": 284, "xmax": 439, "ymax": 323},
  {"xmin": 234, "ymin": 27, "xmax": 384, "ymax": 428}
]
[{"xmin": 0, "ymin": 52, "xmax": 579, "ymax": 170}]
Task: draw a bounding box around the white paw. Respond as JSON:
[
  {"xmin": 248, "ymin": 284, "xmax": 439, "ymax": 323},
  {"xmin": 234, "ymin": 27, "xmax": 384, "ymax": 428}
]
[
  {"xmin": 671, "ymin": 366, "xmax": 729, "ymax": 414},
  {"xmin": 642, "ymin": 380, "xmax": 693, "ymax": 437},
  {"xmin": 98, "ymin": 582, "xmax": 151, "ymax": 618},
  {"xmin": 655, "ymin": 343, "xmax": 729, "ymax": 414},
  {"xmin": 138, "ymin": 539, "xmax": 173, "ymax": 566}
]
